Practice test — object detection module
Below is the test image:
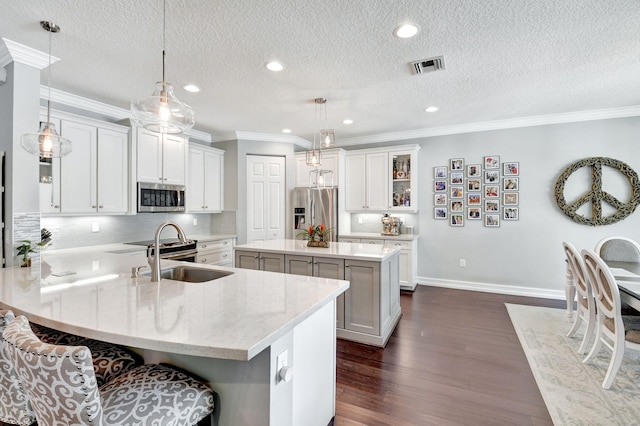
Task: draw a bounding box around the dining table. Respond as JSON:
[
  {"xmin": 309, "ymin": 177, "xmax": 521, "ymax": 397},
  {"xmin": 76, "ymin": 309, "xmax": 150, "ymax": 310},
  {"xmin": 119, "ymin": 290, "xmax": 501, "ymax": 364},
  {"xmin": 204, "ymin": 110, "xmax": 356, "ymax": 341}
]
[{"xmin": 605, "ymin": 260, "xmax": 640, "ymax": 312}]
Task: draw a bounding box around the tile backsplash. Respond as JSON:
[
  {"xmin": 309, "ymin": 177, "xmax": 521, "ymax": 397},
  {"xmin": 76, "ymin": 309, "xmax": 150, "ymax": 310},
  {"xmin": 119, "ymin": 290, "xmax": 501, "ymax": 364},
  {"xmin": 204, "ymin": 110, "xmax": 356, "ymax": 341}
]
[{"xmin": 41, "ymin": 210, "xmax": 237, "ymax": 249}]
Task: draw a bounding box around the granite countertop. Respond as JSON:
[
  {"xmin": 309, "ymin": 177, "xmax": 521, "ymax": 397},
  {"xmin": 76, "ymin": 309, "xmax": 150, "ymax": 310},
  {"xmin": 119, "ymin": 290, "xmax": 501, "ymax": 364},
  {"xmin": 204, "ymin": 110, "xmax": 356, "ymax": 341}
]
[
  {"xmin": 0, "ymin": 243, "xmax": 347, "ymax": 361},
  {"xmin": 338, "ymin": 232, "xmax": 420, "ymax": 241},
  {"xmin": 234, "ymin": 239, "xmax": 401, "ymax": 262}
]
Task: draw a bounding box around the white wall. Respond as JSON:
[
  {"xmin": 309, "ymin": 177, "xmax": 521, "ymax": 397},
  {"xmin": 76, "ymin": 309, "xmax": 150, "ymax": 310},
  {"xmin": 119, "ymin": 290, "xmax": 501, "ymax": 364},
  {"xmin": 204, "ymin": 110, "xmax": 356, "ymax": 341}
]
[{"xmin": 401, "ymin": 116, "xmax": 640, "ymax": 297}]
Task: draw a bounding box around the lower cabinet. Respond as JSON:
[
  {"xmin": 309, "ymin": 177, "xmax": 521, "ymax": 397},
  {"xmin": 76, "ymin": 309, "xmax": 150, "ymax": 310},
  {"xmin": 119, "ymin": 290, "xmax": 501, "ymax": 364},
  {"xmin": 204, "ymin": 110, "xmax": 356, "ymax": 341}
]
[
  {"xmin": 196, "ymin": 238, "xmax": 235, "ymax": 266},
  {"xmin": 284, "ymin": 255, "xmax": 345, "ymax": 329},
  {"xmin": 235, "ymin": 250, "xmax": 285, "ymax": 272}
]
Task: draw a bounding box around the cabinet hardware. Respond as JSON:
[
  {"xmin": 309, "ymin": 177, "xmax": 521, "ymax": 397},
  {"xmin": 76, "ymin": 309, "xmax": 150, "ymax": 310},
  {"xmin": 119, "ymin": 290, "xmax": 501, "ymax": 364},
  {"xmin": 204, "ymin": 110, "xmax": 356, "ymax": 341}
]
[
  {"xmin": 202, "ymin": 244, "xmax": 208, "ymax": 248},
  {"xmin": 92, "ymin": 205, "xmax": 97, "ymax": 208},
  {"xmin": 223, "ymin": 241, "xmax": 228, "ymax": 245},
  {"xmin": 98, "ymin": 205, "xmax": 103, "ymax": 209}
]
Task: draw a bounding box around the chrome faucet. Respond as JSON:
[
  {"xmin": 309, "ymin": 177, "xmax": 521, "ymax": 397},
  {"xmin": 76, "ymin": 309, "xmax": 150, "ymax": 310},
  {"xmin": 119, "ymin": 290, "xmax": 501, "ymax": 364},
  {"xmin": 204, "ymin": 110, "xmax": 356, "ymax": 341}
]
[{"xmin": 149, "ymin": 221, "xmax": 188, "ymax": 282}]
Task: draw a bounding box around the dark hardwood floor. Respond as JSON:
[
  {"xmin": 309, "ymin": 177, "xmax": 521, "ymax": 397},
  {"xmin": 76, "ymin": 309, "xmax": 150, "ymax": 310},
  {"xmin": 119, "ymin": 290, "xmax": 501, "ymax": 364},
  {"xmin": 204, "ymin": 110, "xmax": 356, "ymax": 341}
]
[{"xmin": 334, "ymin": 286, "xmax": 565, "ymax": 426}]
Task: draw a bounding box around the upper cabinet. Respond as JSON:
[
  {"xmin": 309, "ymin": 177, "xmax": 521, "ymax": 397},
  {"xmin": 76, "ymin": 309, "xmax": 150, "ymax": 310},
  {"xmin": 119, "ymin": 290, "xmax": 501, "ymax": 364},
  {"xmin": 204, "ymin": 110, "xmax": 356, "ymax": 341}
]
[
  {"xmin": 39, "ymin": 111, "xmax": 129, "ymax": 215},
  {"xmin": 187, "ymin": 143, "xmax": 224, "ymax": 213},
  {"xmin": 136, "ymin": 128, "xmax": 186, "ymax": 185},
  {"xmin": 344, "ymin": 145, "xmax": 420, "ymax": 212},
  {"xmin": 294, "ymin": 148, "xmax": 344, "ymax": 188}
]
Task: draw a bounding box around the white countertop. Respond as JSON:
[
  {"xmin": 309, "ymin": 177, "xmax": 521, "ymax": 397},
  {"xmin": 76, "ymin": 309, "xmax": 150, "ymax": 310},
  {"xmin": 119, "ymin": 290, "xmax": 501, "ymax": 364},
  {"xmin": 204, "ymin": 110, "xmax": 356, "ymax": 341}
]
[
  {"xmin": 234, "ymin": 239, "xmax": 401, "ymax": 261},
  {"xmin": 338, "ymin": 232, "xmax": 419, "ymax": 241},
  {"xmin": 0, "ymin": 243, "xmax": 347, "ymax": 361}
]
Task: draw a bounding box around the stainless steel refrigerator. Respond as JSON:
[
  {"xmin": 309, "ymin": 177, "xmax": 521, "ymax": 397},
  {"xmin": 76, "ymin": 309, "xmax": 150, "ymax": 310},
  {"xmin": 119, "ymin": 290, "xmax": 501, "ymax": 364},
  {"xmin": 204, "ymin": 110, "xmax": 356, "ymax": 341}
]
[{"xmin": 292, "ymin": 187, "xmax": 338, "ymax": 242}]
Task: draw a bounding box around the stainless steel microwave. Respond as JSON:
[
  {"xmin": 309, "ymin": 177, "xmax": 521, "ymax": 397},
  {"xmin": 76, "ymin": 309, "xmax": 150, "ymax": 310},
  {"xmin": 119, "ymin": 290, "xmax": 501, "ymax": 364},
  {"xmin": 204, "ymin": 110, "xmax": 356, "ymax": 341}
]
[{"xmin": 137, "ymin": 182, "xmax": 185, "ymax": 213}]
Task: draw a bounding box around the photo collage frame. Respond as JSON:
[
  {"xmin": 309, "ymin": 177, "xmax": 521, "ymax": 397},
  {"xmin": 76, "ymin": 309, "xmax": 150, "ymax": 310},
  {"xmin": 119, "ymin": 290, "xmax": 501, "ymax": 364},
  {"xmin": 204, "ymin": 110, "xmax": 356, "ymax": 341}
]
[{"xmin": 433, "ymin": 156, "xmax": 520, "ymax": 227}]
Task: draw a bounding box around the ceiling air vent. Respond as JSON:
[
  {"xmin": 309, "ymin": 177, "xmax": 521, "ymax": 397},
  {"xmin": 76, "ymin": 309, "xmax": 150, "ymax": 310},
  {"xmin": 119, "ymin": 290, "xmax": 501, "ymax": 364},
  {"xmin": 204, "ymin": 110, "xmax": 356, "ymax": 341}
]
[{"xmin": 410, "ymin": 55, "xmax": 445, "ymax": 75}]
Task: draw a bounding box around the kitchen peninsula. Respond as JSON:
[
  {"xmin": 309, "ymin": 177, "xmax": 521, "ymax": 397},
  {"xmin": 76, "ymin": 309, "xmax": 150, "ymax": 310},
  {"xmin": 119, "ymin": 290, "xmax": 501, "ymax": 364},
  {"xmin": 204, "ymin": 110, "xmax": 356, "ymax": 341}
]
[
  {"xmin": 0, "ymin": 244, "xmax": 348, "ymax": 426},
  {"xmin": 234, "ymin": 239, "xmax": 401, "ymax": 347}
]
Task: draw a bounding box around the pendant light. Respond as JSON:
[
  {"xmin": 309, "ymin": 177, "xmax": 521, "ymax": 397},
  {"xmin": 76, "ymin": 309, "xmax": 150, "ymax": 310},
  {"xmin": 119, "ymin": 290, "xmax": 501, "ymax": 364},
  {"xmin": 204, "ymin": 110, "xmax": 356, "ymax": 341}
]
[
  {"xmin": 305, "ymin": 98, "xmax": 325, "ymax": 167},
  {"xmin": 21, "ymin": 21, "xmax": 72, "ymax": 159},
  {"xmin": 319, "ymin": 99, "xmax": 335, "ymax": 149},
  {"xmin": 131, "ymin": 0, "xmax": 194, "ymax": 134}
]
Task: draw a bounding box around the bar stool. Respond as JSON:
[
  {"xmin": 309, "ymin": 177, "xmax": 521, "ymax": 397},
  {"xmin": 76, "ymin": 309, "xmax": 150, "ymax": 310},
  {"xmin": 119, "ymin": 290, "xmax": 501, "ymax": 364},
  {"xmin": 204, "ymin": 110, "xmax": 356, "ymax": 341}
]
[{"xmin": 2, "ymin": 315, "xmax": 214, "ymax": 425}]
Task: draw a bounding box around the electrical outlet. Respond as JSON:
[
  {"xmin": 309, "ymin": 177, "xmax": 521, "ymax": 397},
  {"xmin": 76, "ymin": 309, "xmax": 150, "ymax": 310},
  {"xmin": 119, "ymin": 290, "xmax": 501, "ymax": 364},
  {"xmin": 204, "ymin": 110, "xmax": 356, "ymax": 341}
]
[
  {"xmin": 459, "ymin": 259, "xmax": 466, "ymax": 267},
  {"xmin": 358, "ymin": 216, "xmax": 363, "ymax": 224},
  {"xmin": 92, "ymin": 222, "xmax": 99, "ymax": 233},
  {"xmin": 193, "ymin": 218, "xmax": 198, "ymax": 226}
]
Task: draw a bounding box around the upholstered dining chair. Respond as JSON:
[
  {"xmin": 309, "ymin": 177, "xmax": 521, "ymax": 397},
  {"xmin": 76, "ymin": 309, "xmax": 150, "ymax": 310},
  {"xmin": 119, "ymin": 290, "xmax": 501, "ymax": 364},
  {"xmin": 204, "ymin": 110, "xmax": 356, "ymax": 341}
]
[
  {"xmin": 595, "ymin": 236, "xmax": 640, "ymax": 263},
  {"xmin": 563, "ymin": 242, "xmax": 596, "ymax": 354},
  {"xmin": 2, "ymin": 314, "xmax": 215, "ymax": 425},
  {"xmin": 581, "ymin": 249, "xmax": 640, "ymax": 389}
]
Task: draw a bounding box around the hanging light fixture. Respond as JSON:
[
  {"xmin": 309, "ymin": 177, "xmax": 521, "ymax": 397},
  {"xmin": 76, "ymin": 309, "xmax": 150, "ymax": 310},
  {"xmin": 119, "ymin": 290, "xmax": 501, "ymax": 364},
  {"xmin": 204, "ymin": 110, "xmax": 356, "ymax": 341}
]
[
  {"xmin": 21, "ymin": 21, "xmax": 72, "ymax": 159},
  {"xmin": 131, "ymin": 0, "xmax": 194, "ymax": 134},
  {"xmin": 305, "ymin": 98, "xmax": 325, "ymax": 167},
  {"xmin": 319, "ymin": 98, "xmax": 335, "ymax": 149}
]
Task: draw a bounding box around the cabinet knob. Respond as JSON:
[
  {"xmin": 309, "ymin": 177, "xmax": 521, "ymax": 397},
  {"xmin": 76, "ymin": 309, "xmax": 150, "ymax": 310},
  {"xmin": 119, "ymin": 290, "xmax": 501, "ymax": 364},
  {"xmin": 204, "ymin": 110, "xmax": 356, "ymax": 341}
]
[
  {"xmin": 202, "ymin": 244, "xmax": 208, "ymax": 248},
  {"xmin": 200, "ymin": 258, "xmax": 207, "ymax": 263},
  {"xmin": 222, "ymin": 254, "xmax": 228, "ymax": 258},
  {"xmin": 92, "ymin": 205, "xmax": 97, "ymax": 208},
  {"xmin": 223, "ymin": 241, "xmax": 228, "ymax": 245},
  {"xmin": 345, "ymin": 264, "xmax": 350, "ymax": 268},
  {"xmin": 98, "ymin": 205, "xmax": 103, "ymax": 209},
  {"xmin": 307, "ymin": 261, "xmax": 312, "ymax": 264},
  {"xmin": 205, "ymin": 205, "xmax": 208, "ymax": 208},
  {"xmin": 159, "ymin": 177, "xmax": 163, "ymax": 181},
  {"xmin": 53, "ymin": 205, "xmax": 60, "ymax": 209}
]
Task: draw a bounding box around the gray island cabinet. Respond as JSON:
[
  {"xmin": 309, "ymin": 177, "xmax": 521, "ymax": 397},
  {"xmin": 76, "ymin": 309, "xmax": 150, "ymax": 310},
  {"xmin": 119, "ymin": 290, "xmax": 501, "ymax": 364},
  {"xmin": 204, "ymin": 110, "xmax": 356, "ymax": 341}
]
[{"xmin": 234, "ymin": 239, "xmax": 402, "ymax": 347}]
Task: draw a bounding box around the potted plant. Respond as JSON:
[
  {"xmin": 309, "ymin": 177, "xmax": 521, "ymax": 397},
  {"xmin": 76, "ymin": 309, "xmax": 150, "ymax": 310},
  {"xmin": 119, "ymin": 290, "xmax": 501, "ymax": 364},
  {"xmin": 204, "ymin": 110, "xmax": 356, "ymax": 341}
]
[
  {"xmin": 16, "ymin": 236, "xmax": 50, "ymax": 268},
  {"xmin": 298, "ymin": 224, "xmax": 332, "ymax": 248}
]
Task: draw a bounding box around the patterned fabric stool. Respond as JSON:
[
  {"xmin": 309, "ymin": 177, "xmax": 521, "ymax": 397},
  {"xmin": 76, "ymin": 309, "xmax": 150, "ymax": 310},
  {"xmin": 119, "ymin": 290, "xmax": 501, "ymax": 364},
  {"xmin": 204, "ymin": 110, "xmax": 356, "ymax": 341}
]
[{"xmin": 2, "ymin": 315, "xmax": 215, "ymax": 426}]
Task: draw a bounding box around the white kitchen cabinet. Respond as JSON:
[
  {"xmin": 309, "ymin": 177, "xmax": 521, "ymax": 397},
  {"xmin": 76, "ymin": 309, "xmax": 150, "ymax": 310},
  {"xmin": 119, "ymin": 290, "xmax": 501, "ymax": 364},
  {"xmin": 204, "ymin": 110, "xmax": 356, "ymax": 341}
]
[
  {"xmin": 136, "ymin": 127, "xmax": 186, "ymax": 185},
  {"xmin": 344, "ymin": 145, "xmax": 420, "ymax": 212},
  {"xmin": 294, "ymin": 148, "xmax": 343, "ymax": 187},
  {"xmin": 40, "ymin": 112, "xmax": 128, "ymax": 214},
  {"xmin": 234, "ymin": 250, "xmax": 285, "ymax": 272},
  {"xmin": 284, "ymin": 254, "xmax": 345, "ymax": 328},
  {"xmin": 196, "ymin": 238, "xmax": 235, "ymax": 266},
  {"xmin": 188, "ymin": 144, "xmax": 224, "ymax": 213},
  {"xmin": 344, "ymin": 151, "xmax": 389, "ymax": 211}
]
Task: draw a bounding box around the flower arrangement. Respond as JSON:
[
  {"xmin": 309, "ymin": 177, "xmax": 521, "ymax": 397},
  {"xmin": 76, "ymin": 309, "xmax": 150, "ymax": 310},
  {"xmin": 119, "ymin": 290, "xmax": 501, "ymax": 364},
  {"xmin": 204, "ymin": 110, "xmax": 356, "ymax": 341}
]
[{"xmin": 298, "ymin": 224, "xmax": 331, "ymax": 247}]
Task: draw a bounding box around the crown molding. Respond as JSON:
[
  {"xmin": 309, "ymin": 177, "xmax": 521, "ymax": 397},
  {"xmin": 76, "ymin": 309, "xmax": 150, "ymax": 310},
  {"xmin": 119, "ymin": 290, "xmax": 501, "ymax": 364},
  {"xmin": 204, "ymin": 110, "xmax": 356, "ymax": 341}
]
[
  {"xmin": 337, "ymin": 105, "xmax": 640, "ymax": 146},
  {"xmin": 212, "ymin": 131, "xmax": 311, "ymax": 148},
  {"xmin": 0, "ymin": 38, "xmax": 58, "ymax": 69}
]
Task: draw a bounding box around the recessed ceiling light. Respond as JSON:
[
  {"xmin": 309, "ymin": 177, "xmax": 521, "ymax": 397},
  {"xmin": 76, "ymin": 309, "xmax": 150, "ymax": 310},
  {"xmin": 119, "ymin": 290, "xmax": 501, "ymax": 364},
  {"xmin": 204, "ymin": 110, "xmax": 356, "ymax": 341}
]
[
  {"xmin": 183, "ymin": 84, "xmax": 200, "ymax": 93},
  {"xmin": 343, "ymin": 119, "xmax": 354, "ymax": 125},
  {"xmin": 266, "ymin": 61, "xmax": 284, "ymax": 72},
  {"xmin": 282, "ymin": 128, "xmax": 292, "ymax": 134},
  {"xmin": 425, "ymin": 106, "xmax": 439, "ymax": 113},
  {"xmin": 394, "ymin": 24, "xmax": 419, "ymax": 39}
]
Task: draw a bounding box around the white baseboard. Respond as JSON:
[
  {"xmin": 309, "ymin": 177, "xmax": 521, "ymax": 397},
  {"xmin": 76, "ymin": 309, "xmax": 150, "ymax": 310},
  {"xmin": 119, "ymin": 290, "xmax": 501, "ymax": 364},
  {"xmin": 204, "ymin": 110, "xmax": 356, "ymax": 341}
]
[{"xmin": 417, "ymin": 276, "xmax": 565, "ymax": 300}]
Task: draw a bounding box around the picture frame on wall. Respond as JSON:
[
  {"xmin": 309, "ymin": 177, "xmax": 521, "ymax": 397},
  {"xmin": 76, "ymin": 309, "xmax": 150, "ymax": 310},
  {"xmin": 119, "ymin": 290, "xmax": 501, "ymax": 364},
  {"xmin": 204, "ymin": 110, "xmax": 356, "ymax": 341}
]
[
  {"xmin": 450, "ymin": 158, "xmax": 464, "ymax": 170},
  {"xmin": 503, "ymin": 192, "xmax": 519, "ymax": 205},
  {"xmin": 434, "ymin": 166, "xmax": 447, "ymax": 179},
  {"xmin": 485, "ymin": 199, "xmax": 500, "ymax": 212},
  {"xmin": 434, "ymin": 180, "xmax": 447, "ymax": 192},
  {"xmin": 451, "ymin": 200, "xmax": 464, "ymax": 212},
  {"xmin": 484, "ymin": 185, "xmax": 499, "ymax": 198},
  {"xmin": 467, "ymin": 178, "xmax": 481, "ymax": 191},
  {"xmin": 467, "ymin": 193, "xmax": 481, "ymax": 205},
  {"xmin": 434, "ymin": 193, "xmax": 447, "ymax": 206},
  {"xmin": 503, "ymin": 161, "xmax": 519, "ymax": 176},
  {"xmin": 485, "ymin": 213, "xmax": 500, "ymax": 227},
  {"xmin": 450, "ymin": 213, "xmax": 464, "ymax": 227},
  {"xmin": 450, "ymin": 172, "xmax": 464, "ymax": 184},
  {"xmin": 467, "ymin": 164, "xmax": 481, "ymax": 177},
  {"xmin": 468, "ymin": 207, "xmax": 482, "ymax": 220},
  {"xmin": 503, "ymin": 207, "xmax": 519, "ymax": 221},
  {"xmin": 484, "ymin": 156, "xmax": 500, "ymax": 169},
  {"xmin": 484, "ymin": 170, "xmax": 500, "ymax": 184},
  {"xmin": 450, "ymin": 186, "xmax": 464, "ymax": 199},
  {"xmin": 503, "ymin": 177, "xmax": 519, "ymax": 191},
  {"xmin": 434, "ymin": 207, "xmax": 448, "ymax": 220}
]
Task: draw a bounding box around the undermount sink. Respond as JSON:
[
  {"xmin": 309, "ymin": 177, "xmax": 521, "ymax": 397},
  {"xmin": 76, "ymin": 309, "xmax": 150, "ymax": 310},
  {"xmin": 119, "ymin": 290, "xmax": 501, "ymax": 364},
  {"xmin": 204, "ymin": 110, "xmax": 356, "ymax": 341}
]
[{"xmin": 146, "ymin": 266, "xmax": 234, "ymax": 283}]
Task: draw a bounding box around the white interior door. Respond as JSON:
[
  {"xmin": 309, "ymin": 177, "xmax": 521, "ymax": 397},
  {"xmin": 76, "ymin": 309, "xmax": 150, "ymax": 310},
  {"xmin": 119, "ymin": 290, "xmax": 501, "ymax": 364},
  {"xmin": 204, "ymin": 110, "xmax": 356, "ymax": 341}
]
[{"xmin": 246, "ymin": 155, "xmax": 286, "ymax": 243}]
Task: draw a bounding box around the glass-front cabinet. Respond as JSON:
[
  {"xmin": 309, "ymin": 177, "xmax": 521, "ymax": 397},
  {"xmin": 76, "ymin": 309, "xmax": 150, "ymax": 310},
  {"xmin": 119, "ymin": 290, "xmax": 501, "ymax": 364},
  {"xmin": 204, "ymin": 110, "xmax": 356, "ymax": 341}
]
[{"xmin": 389, "ymin": 146, "xmax": 419, "ymax": 213}]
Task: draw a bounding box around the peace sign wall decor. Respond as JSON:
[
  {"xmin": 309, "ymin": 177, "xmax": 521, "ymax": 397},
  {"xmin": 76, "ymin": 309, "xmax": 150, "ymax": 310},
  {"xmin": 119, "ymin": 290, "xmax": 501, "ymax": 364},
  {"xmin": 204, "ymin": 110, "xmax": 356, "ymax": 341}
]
[{"xmin": 554, "ymin": 157, "xmax": 640, "ymax": 226}]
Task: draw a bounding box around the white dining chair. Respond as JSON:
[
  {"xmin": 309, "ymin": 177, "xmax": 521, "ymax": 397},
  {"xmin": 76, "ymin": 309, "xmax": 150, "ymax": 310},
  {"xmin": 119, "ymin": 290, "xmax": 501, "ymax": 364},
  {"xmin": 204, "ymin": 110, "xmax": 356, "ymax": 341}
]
[
  {"xmin": 581, "ymin": 249, "xmax": 640, "ymax": 389},
  {"xmin": 595, "ymin": 236, "xmax": 640, "ymax": 263},
  {"xmin": 563, "ymin": 242, "xmax": 596, "ymax": 354},
  {"xmin": 2, "ymin": 315, "xmax": 215, "ymax": 426}
]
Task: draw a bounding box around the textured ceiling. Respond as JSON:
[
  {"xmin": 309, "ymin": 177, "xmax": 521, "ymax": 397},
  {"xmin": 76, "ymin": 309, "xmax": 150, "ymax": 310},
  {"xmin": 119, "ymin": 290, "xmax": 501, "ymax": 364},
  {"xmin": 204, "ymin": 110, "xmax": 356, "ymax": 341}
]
[{"xmin": 2, "ymin": 0, "xmax": 640, "ymax": 144}]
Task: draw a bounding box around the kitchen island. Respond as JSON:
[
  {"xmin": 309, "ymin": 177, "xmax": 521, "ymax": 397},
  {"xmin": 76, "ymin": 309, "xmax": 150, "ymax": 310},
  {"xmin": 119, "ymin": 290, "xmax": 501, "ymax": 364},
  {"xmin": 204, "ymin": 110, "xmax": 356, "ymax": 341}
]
[
  {"xmin": 234, "ymin": 239, "xmax": 401, "ymax": 347},
  {"xmin": 0, "ymin": 244, "xmax": 348, "ymax": 426}
]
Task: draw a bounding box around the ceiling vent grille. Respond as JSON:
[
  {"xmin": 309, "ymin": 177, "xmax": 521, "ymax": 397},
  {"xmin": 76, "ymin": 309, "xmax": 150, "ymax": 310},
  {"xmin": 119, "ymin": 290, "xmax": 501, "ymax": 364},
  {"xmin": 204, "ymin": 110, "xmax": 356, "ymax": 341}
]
[{"xmin": 410, "ymin": 56, "xmax": 445, "ymax": 75}]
